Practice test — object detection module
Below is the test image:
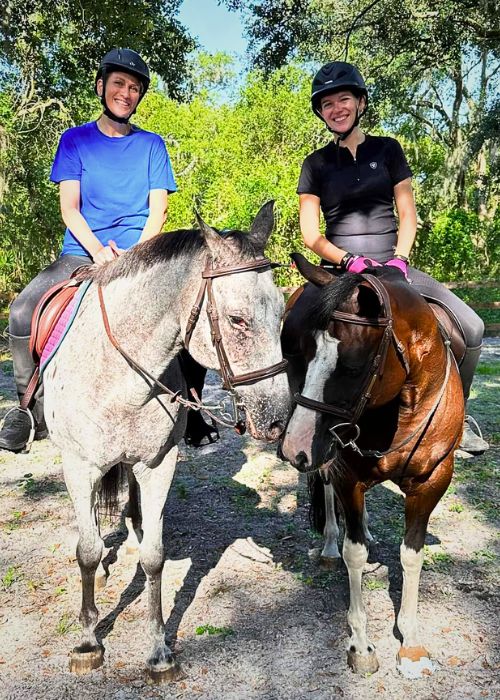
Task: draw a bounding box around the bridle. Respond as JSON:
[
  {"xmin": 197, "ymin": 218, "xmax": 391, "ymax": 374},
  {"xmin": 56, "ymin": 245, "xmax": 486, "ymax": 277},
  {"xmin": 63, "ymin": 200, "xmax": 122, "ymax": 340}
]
[
  {"xmin": 293, "ymin": 274, "xmax": 451, "ymax": 459},
  {"xmin": 98, "ymin": 255, "xmax": 287, "ymax": 430}
]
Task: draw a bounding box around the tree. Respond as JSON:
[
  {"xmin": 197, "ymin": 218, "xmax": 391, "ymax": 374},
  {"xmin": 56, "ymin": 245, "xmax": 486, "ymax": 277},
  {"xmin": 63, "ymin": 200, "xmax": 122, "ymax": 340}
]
[
  {"xmin": 0, "ymin": 0, "xmax": 196, "ymax": 293},
  {"xmin": 223, "ymin": 0, "xmax": 500, "ymax": 217}
]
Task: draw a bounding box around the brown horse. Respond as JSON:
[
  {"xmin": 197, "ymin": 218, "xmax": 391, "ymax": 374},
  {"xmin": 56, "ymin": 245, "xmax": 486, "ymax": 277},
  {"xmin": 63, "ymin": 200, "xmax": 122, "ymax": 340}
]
[{"xmin": 280, "ymin": 254, "xmax": 464, "ymax": 679}]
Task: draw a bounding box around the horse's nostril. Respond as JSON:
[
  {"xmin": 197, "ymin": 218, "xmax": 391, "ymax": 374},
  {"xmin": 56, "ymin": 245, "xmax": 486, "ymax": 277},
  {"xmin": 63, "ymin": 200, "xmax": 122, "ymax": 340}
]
[{"xmin": 268, "ymin": 421, "xmax": 285, "ymax": 441}]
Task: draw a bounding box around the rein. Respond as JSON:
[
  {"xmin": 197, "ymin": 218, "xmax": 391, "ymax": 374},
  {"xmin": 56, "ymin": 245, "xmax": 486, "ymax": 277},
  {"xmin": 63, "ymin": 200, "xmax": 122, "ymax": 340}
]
[
  {"xmin": 98, "ymin": 255, "xmax": 287, "ymax": 429},
  {"xmin": 293, "ymin": 274, "xmax": 450, "ymax": 459}
]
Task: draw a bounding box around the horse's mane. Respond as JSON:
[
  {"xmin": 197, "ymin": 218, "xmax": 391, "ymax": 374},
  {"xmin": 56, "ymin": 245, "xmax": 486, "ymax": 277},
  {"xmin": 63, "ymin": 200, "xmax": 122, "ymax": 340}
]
[
  {"xmin": 77, "ymin": 228, "xmax": 259, "ymax": 285},
  {"xmin": 306, "ymin": 273, "xmax": 364, "ymax": 331},
  {"xmin": 306, "ymin": 268, "xmax": 408, "ymax": 331}
]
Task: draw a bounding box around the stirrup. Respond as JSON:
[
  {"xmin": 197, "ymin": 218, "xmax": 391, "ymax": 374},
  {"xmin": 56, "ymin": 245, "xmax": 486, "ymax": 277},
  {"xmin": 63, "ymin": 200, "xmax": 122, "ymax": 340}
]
[
  {"xmin": 464, "ymin": 414, "xmax": 484, "ymax": 439},
  {"xmin": 0, "ymin": 406, "xmax": 36, "ymax": 453}
]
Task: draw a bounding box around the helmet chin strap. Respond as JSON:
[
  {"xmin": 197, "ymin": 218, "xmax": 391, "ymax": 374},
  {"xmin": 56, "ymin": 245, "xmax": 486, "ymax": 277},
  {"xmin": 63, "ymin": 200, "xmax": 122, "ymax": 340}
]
[{"xmin": 328, "ymin": 108, "xmax": 361, "ymax": 141}]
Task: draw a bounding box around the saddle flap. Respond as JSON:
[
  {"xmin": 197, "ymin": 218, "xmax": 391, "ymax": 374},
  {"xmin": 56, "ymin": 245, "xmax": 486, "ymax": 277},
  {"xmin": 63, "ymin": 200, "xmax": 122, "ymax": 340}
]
[
  {"xmin": 429, "ymin": 302, "xmax": 466, "ymax": 365},
  {"xmin": 30, "ymin": 280, "xmax": 81, "ymax": 360}
]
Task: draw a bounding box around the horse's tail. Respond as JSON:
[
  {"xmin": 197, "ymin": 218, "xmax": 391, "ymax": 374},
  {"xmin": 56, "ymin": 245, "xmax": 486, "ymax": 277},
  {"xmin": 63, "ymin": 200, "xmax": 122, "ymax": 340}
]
[
  {"xmin": 100, "ymin": 462, "xmax": 127, "ymax": 517},
  {"xmin": 308, "ymin": 472, "xmax": 326, "ymax": 533}
]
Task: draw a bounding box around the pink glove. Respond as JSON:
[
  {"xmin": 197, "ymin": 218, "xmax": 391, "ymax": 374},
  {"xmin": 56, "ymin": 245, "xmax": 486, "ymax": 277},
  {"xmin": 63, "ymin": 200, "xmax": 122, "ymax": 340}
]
[
  {"xmin": 346, "ymin": 256, "xmax": 382, "ymax": 274},
  {"xmin": 385, "ymin": 258, "xmax": 408, "ymax": 278}
]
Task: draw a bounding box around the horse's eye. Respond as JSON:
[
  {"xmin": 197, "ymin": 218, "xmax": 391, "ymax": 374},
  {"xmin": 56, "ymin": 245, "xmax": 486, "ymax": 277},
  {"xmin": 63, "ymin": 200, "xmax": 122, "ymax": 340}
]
[{"xmin": 229, "ymin": 315, "xmax": 249, "ymax": 330}]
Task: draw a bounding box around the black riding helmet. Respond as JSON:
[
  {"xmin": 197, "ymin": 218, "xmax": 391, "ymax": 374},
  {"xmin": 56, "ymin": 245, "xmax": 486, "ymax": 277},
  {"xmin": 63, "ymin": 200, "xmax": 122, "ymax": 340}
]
[
  {"xmin": 311, "ymin": 61, "xmax": 368, "ymax": 140},
  {"xmin": 95, "ymin": 48, "xmax": 150, "ymax": 124}
]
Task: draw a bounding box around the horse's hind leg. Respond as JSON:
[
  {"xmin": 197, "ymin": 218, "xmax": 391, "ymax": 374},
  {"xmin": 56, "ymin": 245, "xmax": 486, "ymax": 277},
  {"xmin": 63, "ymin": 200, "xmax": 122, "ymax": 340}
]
[
  {"xmin": 337, "ymin": 480, "xmax": 379, "ymax": 674},
  {"xmin": 62, "ymin": 454, "xmax": 105, "ymax": 673},
  {"xmin": 133, "ymin": 449, "xmax": 182, "ymax": 683},
  {"xmin": 124, "ymin": 466, "xmax": 142, "ymax": 556},
  {"xmin": 320, "ymin": 482, "xmax": 341, "ymax": 564},
  {"xmin": 397, "ymin": 457, "xmax": 453, "ymax": 679}
]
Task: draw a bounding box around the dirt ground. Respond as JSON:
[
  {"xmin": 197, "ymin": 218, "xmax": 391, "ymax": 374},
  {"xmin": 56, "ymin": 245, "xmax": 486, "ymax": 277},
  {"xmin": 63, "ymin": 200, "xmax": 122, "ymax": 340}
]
[{"xmin": 0, "ymin": 341, "xmax": 498, "ymax": 700}]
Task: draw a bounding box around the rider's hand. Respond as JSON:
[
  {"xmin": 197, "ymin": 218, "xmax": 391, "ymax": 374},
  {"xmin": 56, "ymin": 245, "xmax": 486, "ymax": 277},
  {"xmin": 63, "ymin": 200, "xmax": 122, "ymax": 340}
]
[
  {"xmin": 346, "ymin": 256, "xmax": 382, "ymax": 274},
  {"xmin": 93, "ymin": 241, "xmax": 122, "ymax": 266},
  {"xmin": 385, "ymin": 258, "xmax": 409, "ymax": 278}
]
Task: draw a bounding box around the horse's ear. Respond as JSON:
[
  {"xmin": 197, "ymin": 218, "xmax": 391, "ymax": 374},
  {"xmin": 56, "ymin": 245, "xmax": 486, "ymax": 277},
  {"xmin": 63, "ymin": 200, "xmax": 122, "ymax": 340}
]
[
  {"xmin": 249, "ymin": 200, "xmax": 275, "ymax": 252},
  {"xmin": 356, "ymin": 282, "xmax": 382, "ymax": 317},
  {"xmin": 291, "ymin": 253, "xmax": 333, "ymax": 287},
  {"xmin": 196, "ymin": 211, "xmax": 231, "ymax": 259}
]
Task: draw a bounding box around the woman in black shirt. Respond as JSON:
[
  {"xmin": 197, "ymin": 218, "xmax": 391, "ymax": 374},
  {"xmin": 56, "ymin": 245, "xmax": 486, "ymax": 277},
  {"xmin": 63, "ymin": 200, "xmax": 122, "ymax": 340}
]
[{"xmin": 297, "ymin": 61, "xmax": 487, "ymax": 455}]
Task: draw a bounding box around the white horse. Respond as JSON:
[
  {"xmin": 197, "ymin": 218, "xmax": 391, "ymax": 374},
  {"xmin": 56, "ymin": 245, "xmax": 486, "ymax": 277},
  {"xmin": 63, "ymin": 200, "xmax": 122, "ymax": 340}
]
[{"xmin": 43, "ymin": 202, "xmax": 291, "ymax": 682}]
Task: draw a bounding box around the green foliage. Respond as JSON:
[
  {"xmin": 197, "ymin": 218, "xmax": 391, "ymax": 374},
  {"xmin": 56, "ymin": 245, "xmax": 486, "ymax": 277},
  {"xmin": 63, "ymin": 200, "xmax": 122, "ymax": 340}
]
[
  {"xmin": 414, "ymin": 210, "xmax": 477, "ymax": 280},
  {"xmin": 224, "ymin": 0, "xmax": 500, "ymax": 215},
  {"xmin": 1, "ymin": 52, "xmax": 498, "ymax": 295},
  {"xmin": 2, "ymin": 565, "xmax": 23, "ymax": 588},
  {"xmin": 1, "ymin": 0, "xmax": 195, "ymax": 101},
  {"xmin": 414, "ymin": 209, "xmax": 500, "ymax": 281},
  {"xmin": 195, "ymin": 624, "xmax": 234, "ymax": 638}
]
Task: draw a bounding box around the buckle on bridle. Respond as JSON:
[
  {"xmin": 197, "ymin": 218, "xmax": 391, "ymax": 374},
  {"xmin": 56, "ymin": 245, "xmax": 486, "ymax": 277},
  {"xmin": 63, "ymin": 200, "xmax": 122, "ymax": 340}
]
[{"xmin": 329, "ymin": 422, "xmax": 362, "ymax": 454}]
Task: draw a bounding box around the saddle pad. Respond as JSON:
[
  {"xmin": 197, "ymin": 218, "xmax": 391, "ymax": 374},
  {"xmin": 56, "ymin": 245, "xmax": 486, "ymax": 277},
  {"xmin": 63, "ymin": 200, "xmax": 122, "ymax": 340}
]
[{"xmin": 40, "ymin": 281, "xmax": 91, "ymax": 374}]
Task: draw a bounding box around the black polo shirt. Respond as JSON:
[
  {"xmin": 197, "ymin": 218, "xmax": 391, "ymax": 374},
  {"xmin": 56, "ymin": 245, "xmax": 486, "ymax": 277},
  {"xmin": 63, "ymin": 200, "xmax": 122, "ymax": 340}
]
[{"xmin": 297, "ymin": 135, "xmax": 412, "ymax": 261}]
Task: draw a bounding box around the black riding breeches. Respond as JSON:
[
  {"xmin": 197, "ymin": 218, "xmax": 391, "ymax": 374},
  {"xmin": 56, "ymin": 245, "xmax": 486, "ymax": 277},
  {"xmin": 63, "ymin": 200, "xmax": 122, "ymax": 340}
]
[{"xmin": 8, "ymin": 254, "xmax": 92, "ymax": 337}]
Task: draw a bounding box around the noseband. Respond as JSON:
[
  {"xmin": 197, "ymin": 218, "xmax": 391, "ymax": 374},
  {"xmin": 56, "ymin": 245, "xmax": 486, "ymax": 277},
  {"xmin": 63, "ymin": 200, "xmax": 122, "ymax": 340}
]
[{"xmin": 98, "ymin": 256, "xmax": 287, "ymax": 429}]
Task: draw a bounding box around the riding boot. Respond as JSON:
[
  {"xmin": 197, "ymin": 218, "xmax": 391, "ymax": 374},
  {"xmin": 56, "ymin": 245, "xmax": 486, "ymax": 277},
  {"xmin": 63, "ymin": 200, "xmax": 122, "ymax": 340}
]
[
  {"xmin": 0, "ymin": 334, "xmax": 46, "ymax": 452},
  {"xmin": 179, "ymin": 349, "xmax": 219, "ymax": 448},
  {"xmin": 458, "ymin": 345, "xmax": 489, "ymax": 455}
]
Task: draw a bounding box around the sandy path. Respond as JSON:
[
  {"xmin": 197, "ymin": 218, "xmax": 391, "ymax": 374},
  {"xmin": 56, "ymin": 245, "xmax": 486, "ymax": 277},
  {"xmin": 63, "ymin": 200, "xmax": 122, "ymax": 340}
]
[{"xmin": 0, "ymin": 344, "xmax": 498, "ymax": 700}]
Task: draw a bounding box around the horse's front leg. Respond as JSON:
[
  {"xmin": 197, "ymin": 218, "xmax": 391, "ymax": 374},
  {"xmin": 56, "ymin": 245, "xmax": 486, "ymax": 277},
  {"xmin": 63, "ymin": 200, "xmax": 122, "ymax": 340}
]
[
  {"xmin": 63, "ymin": 454, "xmax": 105, "ymax": 674},
  {"xmin": 337, "ymin": 479, "xmax": 379, "ymax": 674},
  {"xmin": 397, "ymin": 457, "xmax": 453, "ymax": 679},
  {"xmin": 133, "ymin": 450, "xmax": 182, "ymax": 683}
]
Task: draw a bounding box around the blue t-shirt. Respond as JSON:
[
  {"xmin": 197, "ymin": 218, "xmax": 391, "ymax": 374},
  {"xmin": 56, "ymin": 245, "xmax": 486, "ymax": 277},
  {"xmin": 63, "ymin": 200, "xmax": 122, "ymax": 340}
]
[{"xmin": 50, "ymin": 121, "xmax": 177, "ymax": 256}]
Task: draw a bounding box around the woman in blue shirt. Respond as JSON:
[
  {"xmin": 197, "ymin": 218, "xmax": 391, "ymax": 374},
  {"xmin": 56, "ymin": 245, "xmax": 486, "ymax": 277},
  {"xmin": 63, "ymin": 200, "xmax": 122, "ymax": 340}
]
[{"xmin": 0, "ymin": 48, "xmax": 177, "ymax": 451}]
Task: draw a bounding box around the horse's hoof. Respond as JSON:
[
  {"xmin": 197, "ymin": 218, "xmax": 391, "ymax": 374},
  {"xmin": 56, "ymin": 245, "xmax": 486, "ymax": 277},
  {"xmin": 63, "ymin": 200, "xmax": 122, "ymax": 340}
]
[
  {"xmin": 146, "ymin": 661, "xmax": 184, "ymax": 685},
  {"xmin": 397, "ymin": 646, "xmax": 434, "ymax": 679},
  {"xmin": 95, "ymin": 573, "xmax": 107, "ymax": 590},
  {"xmin": 69, "ymin": 645, "xmax": 104, "ymax": 674},
  {"xmin": 319, "ymin": 555, "xmax": 342, "ymax": 571},
  {"xmin": 347, "ymin": 648, "xmax": 379, "ymax": 675}
]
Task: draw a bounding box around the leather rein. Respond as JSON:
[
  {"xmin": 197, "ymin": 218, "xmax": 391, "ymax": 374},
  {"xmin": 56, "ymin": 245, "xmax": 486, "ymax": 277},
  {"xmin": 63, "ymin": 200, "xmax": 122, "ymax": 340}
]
[
  {"xmin": 98, "ymin": 256, "xmax": 287, "ymax": 429},
  {"xmin": 293, "ymin": 274, "xmax": 451, "ymax": 459}
]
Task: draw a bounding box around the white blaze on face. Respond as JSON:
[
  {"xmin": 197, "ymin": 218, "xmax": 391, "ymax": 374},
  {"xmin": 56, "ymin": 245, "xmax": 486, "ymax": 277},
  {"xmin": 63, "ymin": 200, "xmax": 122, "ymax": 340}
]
[{"xmin": 282, "ymin": 330, "xmax": 339, "ymax": 465}]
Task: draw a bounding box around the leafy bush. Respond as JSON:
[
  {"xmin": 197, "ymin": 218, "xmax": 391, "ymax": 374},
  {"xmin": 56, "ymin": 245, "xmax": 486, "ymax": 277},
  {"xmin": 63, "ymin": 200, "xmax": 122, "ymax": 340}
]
[{"xmin": 413, "ymin": 210, "xmax": 494, "ymax": 281}]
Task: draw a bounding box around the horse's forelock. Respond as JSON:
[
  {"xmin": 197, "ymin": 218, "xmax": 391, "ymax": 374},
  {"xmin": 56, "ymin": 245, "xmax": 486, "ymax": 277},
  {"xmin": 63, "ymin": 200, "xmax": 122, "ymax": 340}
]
[
  {"xmin": 306, "ymin": 274, "xmax": 363, "ymax": 331},
  {"xmin": 83, "ymin": 228, "xmax": 259, "ymax": 286}
]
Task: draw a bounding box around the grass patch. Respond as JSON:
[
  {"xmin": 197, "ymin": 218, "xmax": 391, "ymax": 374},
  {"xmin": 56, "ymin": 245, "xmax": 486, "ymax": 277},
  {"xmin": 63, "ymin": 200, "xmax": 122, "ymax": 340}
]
[
  {"xmin": 471, "ymin": 549, "xmax": 497, "ymax": 564},
  {"xmin": 475, "ymin": 364, "xmax": 500, "ymax": 376},
  {"xmin": 195, "ymin": 624, "xmax": 234, "ymax": 639},
  {"xmin": 1, "ymin": 359, "xmax": 13, "ymax": 375},
  {"xmin": 3, "ymin": 510, "xmax": 26, "ymax": 531},
  {"xmin": 363, "ymin": 577, "xmax": 387, "ymax": 590},
  {"xmin": 18, "ymin": 473, "xmax": 66, "ymax": 499},
  {"xmin": 2, "ymin": 565, "xmax": 23, "ymax": 589},
  {"xmin": 175, "ymin": 481, "xmax": 189, "ymax": 500},
  {"xmin": 423, "ymin": 547, "xmax": 454, "ymax": 572},
  {"xmin": 56, "ymin": 613, "xmax": 79, "ymax": 635},
  {"xmin": 294, "ymin": 572, "xmax": 314, "ymax": 586}
]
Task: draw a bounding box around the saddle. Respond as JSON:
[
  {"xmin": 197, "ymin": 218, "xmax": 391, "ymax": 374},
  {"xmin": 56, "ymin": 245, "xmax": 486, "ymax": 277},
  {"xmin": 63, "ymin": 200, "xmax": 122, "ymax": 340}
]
[
  {"xmin": 30, "ymin": 278, "xmax": 82, "ymax": 362},
  {"xmin": 428, "ymin": 302, "xmax": 466, "ymax": 365}
]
